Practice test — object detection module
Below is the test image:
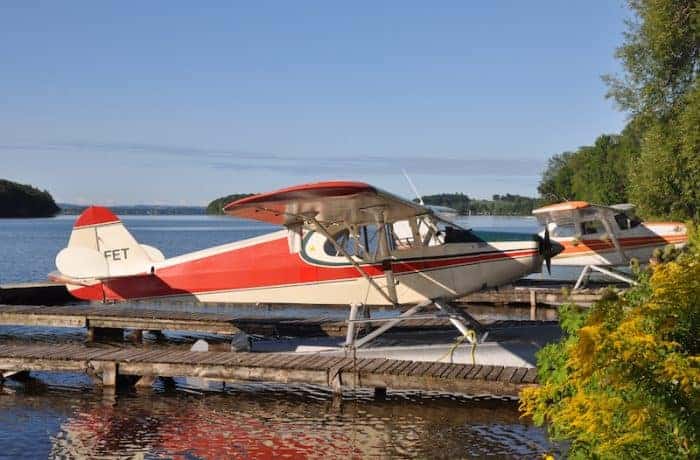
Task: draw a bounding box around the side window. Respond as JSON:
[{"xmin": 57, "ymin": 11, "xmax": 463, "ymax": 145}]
[
  {"xmin": 323, "ymin": 229, "xmax": 356, "ymax": 257},
  {"xmin": 443, "ymin": 226, "xmax": 484, "ymax": 243},
  {"xmin": 614, "ymin": 213, "xmax": 629, "ymax": 230},
  {"xmin": 552, "ymin": 223, "xmax": 576, "ymax": 237},
  {"xmin": 361, "ymin": 225, "xmax": 380, "ymax": 259},
  {"xmin": 581, "ymin": 220, "xmax": 605, "ymax": 235}
]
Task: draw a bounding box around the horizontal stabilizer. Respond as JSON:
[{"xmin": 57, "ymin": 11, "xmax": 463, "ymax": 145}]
[
  {"xmin": 56, "ymin": 246, "xmax": 110, "ymax": 279},
  {"xmin": 141, "ymin": 244, "xmax": 165, "ymax": 262}
]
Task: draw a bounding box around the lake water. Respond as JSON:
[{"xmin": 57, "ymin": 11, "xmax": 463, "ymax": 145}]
[{"xmin": 0, "ymin": 215, "xmax": 559, "ymax": 458}]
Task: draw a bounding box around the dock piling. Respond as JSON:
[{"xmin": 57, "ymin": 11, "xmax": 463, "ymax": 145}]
[
  {"xmin": 99, "ymin": 362, "xmax": 118, "ymax": 387},
  {"xmin": 87, "ymin": 327, "xmax": 124, "ymax": 342}
]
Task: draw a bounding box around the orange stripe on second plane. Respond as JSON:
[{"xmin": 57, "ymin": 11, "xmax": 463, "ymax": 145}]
[{"xmin": 559, "ymin": 234, "xmax": 687, "ymax": 256}]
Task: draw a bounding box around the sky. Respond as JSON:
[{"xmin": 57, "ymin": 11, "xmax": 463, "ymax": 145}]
[{"xmin": 0, "ymin": 1, "xmax": 630, "ymax": 205}]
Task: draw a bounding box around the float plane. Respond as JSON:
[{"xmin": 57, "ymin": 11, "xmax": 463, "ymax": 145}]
[
  {"xmin": 51, "ymin": 181, "xmax": 563, "ymax": 346},
  {"xmin": 532, "ymin": 201, "xmax": 688, "ymax": 288}
]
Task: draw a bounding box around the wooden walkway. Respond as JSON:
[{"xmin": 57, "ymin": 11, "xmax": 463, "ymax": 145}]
[
  {"xmin": 0, "ymin": 343, "xmax": 537, "ymax": 397},
  {"xmin": 0, "ymin": 304, "xmax": 457, "ymax": 337},
  {"xmin": 0, "ymin": 304, "xmax": 558, "ymax": 340}
]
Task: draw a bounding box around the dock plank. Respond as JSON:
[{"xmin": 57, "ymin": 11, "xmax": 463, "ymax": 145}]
[
  {"xmin": 466, "ymin": 365, "xmax": 483, "ymax": 379},
  {"xmin": 0, "ymin": 344, "xmax": 535, "ymax": 397},
  {"xmin": 485, "ymin": 366, "xmax": 504, "ymax": 381},
  {"xmin": 522, "ymin": 367, "xmax": 538, "ymax": 384},
  {"xmin": 456, "ymin": 364, "xmax": 474, "ymax": 379},
  {"xmin": 510, "ymin": 367, "xmax": 529, "ymax": 384}
]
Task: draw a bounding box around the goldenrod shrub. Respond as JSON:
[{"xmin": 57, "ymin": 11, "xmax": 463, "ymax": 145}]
[{"xmin": 520, "ymin": 238, "xmax": 699, "ymax": 458}]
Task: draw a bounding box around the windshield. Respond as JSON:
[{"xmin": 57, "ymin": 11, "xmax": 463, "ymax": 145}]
[{"xmin": 392, "ymin": 214, "xmax": 484, "ymax": 249}]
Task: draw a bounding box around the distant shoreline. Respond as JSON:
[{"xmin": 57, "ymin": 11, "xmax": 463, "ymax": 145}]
[
  {"xmin": 58, "ymin": 204, "xmax": 207, "ymax": 216},
  {"xmin": 57, "ymin": 207, "xmax": 532, "ymax": 217}
]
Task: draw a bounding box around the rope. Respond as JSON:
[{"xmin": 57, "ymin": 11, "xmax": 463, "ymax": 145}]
[{"xmin": 437, "ymin": 329, "xmax": 478, "ymax": 365}]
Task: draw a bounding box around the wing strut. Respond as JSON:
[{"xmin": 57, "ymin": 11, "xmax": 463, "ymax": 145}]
[
  {"xmin": 599, "ymin": 211, "xmax": 628, "ymax": 263},
  {"xmin": 308, "ymin": 216, "xmax": 398, "ymax": 306}
]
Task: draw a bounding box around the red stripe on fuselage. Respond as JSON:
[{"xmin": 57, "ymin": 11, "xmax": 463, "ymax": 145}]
[{"xmin": 69, "ymin": 236, "xmax": 536, "ymax": 301}]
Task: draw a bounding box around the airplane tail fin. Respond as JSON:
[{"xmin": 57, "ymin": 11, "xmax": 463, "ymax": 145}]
[{"xmin": 54, "ymin": 206, "xmax": 165, "ymax": 283}]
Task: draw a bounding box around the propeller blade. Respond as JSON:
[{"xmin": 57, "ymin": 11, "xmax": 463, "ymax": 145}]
[{"xmin": 544, "ymin": 226, "xmax": 552, "ymax": 275}]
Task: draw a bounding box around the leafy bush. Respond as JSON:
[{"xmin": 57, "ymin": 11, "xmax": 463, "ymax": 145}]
[{"xmin": 520, "ymin": 240, "xmax": 699, "ymax": 458}]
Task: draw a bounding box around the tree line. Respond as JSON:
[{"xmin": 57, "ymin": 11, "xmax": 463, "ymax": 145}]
[
  {"xmin": 419, "ymin": 193, "xmax": 540, "ymax": 215},
  {"xmin": 538, "ymin": 0, "xmax": 699, "ymax": 221},
  {"xmin": 206, "ymin": 194, "xmax": 254, "ymax": 215},
  {"xmin": 0, "ymin": 179, "xmax": 59, "ymax": 218}
]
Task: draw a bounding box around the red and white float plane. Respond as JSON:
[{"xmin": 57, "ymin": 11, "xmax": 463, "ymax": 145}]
[
  {"xmin": 533, "ymin": 201, "xmax": 688, "ymax": 288},
  {"xmin": 51, "ymin": 181, "xmax": 562, "ymax": 345}
]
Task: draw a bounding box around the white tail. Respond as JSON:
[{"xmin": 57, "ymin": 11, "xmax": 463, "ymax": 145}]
[{"xmin": 55, "ymin": 206, "xmax": 164, "ymax": 281}]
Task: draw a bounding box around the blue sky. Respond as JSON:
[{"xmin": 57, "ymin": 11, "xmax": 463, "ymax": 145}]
[{"xmin": 0, "ymin": 1, "xmax": 629, "ymax": 205}]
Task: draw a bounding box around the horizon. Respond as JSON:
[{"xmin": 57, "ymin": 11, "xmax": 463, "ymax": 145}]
[{"xmin": 0, "ymin": 2, "xmax": 628, "ymax": 205}]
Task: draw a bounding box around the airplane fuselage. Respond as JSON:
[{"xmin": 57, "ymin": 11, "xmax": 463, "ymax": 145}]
[
  {"xmin": 546, "ymin": 222, "xmax": 687, "ymax": 266},
  {"xmin": 68, "ymin": 229, "xmax": 541, "ymax": 305}
]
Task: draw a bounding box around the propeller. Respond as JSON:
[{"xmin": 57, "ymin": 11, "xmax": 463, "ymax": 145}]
[
  {"xmin": 544, "ymin": 226, "xmax": 552, "ymax": 274},
  {"xmin": 537, "ymin": 226, "xmax": 563, "ymax": 275}
]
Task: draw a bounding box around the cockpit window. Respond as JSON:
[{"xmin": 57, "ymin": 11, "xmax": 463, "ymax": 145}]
[
  {"xmin": 581, "ymin": 220, "xmax": 605, "ymax": 235},
  {"xmin": 323, "ymin": 229, "xmax": 357, "ymax": 257},
  {"xmin": 322, "ymin": 215, "xmax": 483, "ymax": 261},
  {"xmin": 443, "ymin": 226, "xmax": 484, "ymax": 243},
  {"xmin": 552, "ymin": 223, "xmax": 576, "ymax": 237},
  {"xmin": 362, "ymin": 225, "xmax": 381, "ymax": 258},
  {"xmin": 614, "ymin": 213, "xmax": 629, "ymax": 230},
  {"xmin": 614, "ymin": 213, "xmax": 642, "ymax": 230}
]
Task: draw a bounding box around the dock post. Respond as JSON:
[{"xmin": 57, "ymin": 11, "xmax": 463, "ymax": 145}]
[
  {"xmin": 360, "ymin": 304, "xmax": 371, "ymax": 335},
  {"xmin": 87, "ymin": 327, "xmax": 124, "ymax": 342},
  {"xmin": 529, "ymin": 290, "xmax": 537, "ymax": 320},
  {"xmin": 130, "ymin": 329, "xmax": 144, "ymax": 343},
  {"xmin": 330, "ymin": 372, "xmax": 342, "ymax": 394},
  {"xmin": 345, "ymin": 303, "xmax": 360, "ymax": 347},
  {"xmin": 149, "ymin": 330, "xmax": 164, "ymax": 341},
  {"xmin": 101, "ymin": 362, "xmax": 118, "ymax": 387},
  {"xmin": 134, "ymin": 375, "xmax": 156, "ymax": 388}
]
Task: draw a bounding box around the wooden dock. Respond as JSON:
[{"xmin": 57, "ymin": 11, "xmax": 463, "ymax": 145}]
[
  {"xmin": 0, "ymin": 304, "xmax": 462, "ymax": 339},
  {"xmin": 0, "ymin": 343, "xmax": 537, "ymax": 397},
  {"xmin": 0, "ymin": 281, "xmax": 73, "ymax": 305},
  {"xmin": 0, "ymin": 304, "xmax": 560, "ymax": 342}
]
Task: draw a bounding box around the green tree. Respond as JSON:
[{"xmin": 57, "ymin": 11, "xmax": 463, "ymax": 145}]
[
  {"xmin": 537, "ymin": 152, "xmax": 576, "ymax": 203},
  {"xmin": 630, "ymin": 84, "xmax": 700, "ymax": 219},
  {"xmin": 0, "ymin": 179, "xmax": 60, "ymax": 218},
  {"xmin": 206, "ymin": 193, "xmax": 254, "ymax": 215},
  {"xmin": 603, "ymin": 0, "xmax": 700, "ymax": 116},
  {"xmin": 538, "ymin": 125, "xmax": 640, "ymax": 206},
  {"xmin": 602, "ymin": 0, "xmax": 700, "ymax": 220}
]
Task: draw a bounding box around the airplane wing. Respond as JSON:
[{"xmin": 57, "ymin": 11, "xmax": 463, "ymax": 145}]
[
  {"xmin": 532, "ymin": 201, "xmax": 634, "ymax": 226},
  {"xmin": 223, "ymin": 181, "xmax": 431, "ymax": 227},
  {"xmin": 532, "ymin": 201, "xmax": 592, "ymax": 225}
]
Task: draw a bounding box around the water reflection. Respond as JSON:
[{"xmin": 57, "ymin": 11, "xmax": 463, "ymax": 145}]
[{"xmin": 0, "ymin": 378, "xmax": 556, "ymax": 459}]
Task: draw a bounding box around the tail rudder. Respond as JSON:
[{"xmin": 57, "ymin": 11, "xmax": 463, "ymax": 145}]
[{"xmin": 55, "ymin": 206, "xmax": 164, "ymax": 281}]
